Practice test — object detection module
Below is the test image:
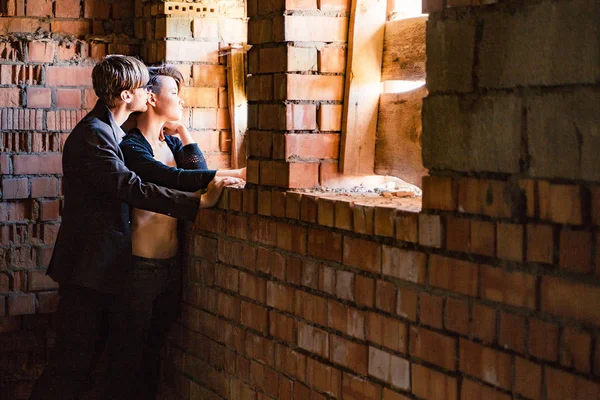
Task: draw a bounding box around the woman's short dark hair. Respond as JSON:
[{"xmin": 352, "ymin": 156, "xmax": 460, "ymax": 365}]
[
  {"xmin": 92, "ymin": 55, "xmax": 149, "ymax": 108},
  {"xmin": 147, "ymin": 64, "xmax": 184, "ymax": 94}
]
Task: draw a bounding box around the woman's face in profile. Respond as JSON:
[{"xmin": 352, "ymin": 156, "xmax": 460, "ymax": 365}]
[{"xmin": 151, "ymin": 75, "xmax": 184, "ymax": 122}]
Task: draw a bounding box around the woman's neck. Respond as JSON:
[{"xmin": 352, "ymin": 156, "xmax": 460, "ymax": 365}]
[{"xmin": 136, "ymin": 113, "xmax": 166, "ymax": 145}]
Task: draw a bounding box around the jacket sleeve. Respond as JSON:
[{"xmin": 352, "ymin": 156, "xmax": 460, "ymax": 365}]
[
  {"xmin": 120, "ymin": 138, "xmax": 217, "ymax": 191},
  {"xmin": 69, "ymin": 125, "xmax": 201, "ymax": 222}
]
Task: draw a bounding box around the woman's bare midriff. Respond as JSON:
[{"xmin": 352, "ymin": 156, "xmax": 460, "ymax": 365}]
[{"xmin": 131, "ymin": 208, "xmax": 178, "ymax": 259}]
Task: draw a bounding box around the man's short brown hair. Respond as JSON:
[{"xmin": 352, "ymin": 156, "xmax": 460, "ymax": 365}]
[
  {"xmin": 92, "ymin": 55, "xmax": 150, "ymax": 108},
  {"xmin": 147, "ymin": 64, "xmax": 184, "ymax": 94}
]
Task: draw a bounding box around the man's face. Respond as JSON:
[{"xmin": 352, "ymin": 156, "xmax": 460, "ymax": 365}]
[{"xmin": 127, "ymin": 86, "xmax": 150, "ymax": 113}]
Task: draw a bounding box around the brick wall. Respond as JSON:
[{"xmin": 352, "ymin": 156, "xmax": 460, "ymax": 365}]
[
  {"xmin": 164, "ymin": 0, "xmax": 600, "ymax": 400},
  {"xmin": 0, "ymin": 0, "xmax": 139, "ymax": 396}
]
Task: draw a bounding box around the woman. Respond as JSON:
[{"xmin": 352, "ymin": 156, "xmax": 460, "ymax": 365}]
[{"xmin": 114, "ymin": 64, "xmax": 244, "ymax": 399}]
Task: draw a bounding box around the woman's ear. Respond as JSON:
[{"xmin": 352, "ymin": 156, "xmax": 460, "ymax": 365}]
[
  {"xmin": 120, "ymin": 89, "xmax": 133, "ymax": 104},
  {"xmin": 147, "ymin": 92, "xmax": 157, "ymax": 107}
]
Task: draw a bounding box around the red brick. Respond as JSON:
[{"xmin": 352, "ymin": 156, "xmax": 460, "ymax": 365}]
[
  {"xmin": 470, "ymin": 219, "xmax": 495, "ymax": 257},
  {"xmin": 352, "ymin": 203, "xmax": 375, "ymax": 235},
  {"xmin": 496, "ymin": 222, "xmax": 524, "ymax": 262},
  {"xmin": 429, "ymin": 255, "xmax": 478, "ymax": 296},
  {"xmin": 307, "ymin": 228, "xmax": 342, "ymax": 262},
  {"xmin": 0, "ymin": 154, "xmax": 9, "ymax": 174},
  {"xmin": 295, "ymin": 290, "xmax": 327, "ymax": 326},
  {"xmin": 180, "ymin": 87, "xmax": 218, "ymax": 108},
  {"xmin": 285, "ymin": 191, "xmax": 301, "ymax": 219},
  {"xmin": 480, "ymin": 265, "xmax": 536, "ymax": 309},
  {"xmin": 26, "ymin": 87, "xmax": 50, "ymax": 108},
  {"xmin": 375, "ymin": 280, "xmax": 396, "ymax": 313},
  {"xmin": 341, "ymin": 373, "xmax": 382, "ymax": 400},
  {"xmin": 529, "ymin": 318, "xmax": 559, "ymax": 362},
  {"xmin": 277, "ymin": 74, "xmax": 344, "ymax": 101},
  {"xmin": 445, "ymin": 216, "xmax": 470, "ymax": 252},
  {"xmin": 549, "ymin": 184, "xmax": 582, "ymax": 225},
  {"xmin": 8, "ymin": 293, "xmax": 35, "ymax": 315},
  {"xmin": 275, "ymin": 222, "xmax": 307, "ymax": 254},
  {"xmin": 0, "ymin": 88, "xmax": 20, "ymax": 107},
  {"xmin": 367, "ymin": 346, "xmax": 410, "ymax": 389},
  {"xmin": 318, "ymin": 104, "xmax": 343, "ymax": 131},
  {"xmin": 38, "ymin": 291, "xmax": 59, "ymax": 313},
  {"xmin": 2, "ymin": 178, "xmax": 28, "ymax": 199},
  {"xmin": 460, "ymin": 378, "xmax": 511, "ymax": 400},
  {"xmin": 546, "ymin": 367, "xmax": 600, "ymax": 400},
  {"xmin": 460, "ymin": 339, "xmax": 511, "ymax": 390},
  {"xmin": 419, "ymin": 292, "xmax": 443, "ymax": 329},
  {"xmin": 240, "ymin": 272, "xmax": 266, "ymax": 303},
  {"xmin": 328, "ymin": 301, "xmax": 364, "ymax": 339},
  {"xmin": 396, "ymin": 286, "xmax": 417, "ymax": 321},
  {"xmin": 374, "ymin": 206, "xmax": 396, "ymax": 237},
  {"xmin": 277, "ymin": 15, "xmax": 348, "ymax": 42},
  {"xmin": 559, "ymin": 229, "xmax": 592, "ymax": 273},
  {"xmin": 55, "ymin": 88, "xmax": 81, "ymax": 108},
  {"xmin": 498, "ymin": 312, "xmax": 526, "ymax": 353},
  {"xmin": 318, "ymin": 47, "xmax": 346, "ymax": 73},
  {"xmin": 354, "ymin": 275, "xmax": 374, "ymax": 307},
  {"xmin": 334, "ymin": 199, "xmax": 353, "ymax": 231},
  {"xmin": 343, "ymin": 236, "xmax": 381, "ymax": 273},
  {"xmin": 28, "ymin": 270, "xmax": 58, "ymax": 290},
  {"xmin": 266, "ymin": 281, "xmax": 295, "ymax": 313},
  {"xmin": 300, "ymin": 193, "xmax": 318, "ymax": 223},
  {"xmin": 470, "ymin": 304, "xmax": 496, "ymax": 343},
  {"xmin": 418, "ymin": 213, "xmax": 443, "ymax": 248},
  {"xmin": 366, "ymin": 312, "xmax": 406, "ymax": 352},
  {"xmin": 28, "ymin": 41, "xmax": 54, "ymax": 62},
  {"xmin": 422, "ymin": 175, "xmax": 457, "ymax": 211},
  {"xmin": 381, "ymin": 246, "xmax": 426, "ymax": 283},
  {"xmin": 248, "ymin": 215, "xmax": 277, "ymax": 246},
  {"xmin": 306, "ymin": 358, "xmax": 341, "ymax": 398},
  {"xmin": 282, "ymin": 134, "xmax": 339, "ymax": 159},
  {"xmin": 330, "ymin": 334, "xmax": 367, "ymax": 374},
  {"xmin": 561, "ymin": 327, "xmax": 591, "ymax": 373},
  {"xmin": 542, "ymin": 276, "xmax": 600, "ymax": 325},
  {"xmin": 514, "ymin": 357, "xmax": 541, "ymax": 400},
  {"xmin": 30, "ymin": 177, "xmax": 58, "ymax": 198},
  {"xmin": 526, "ymin": 223, "xmax": 554, "ymax": 263},
  {"xmin": 335, "ymin": 270, "xmax": 354, "ymax": 301},
  {"xmin": 51, "ymin": 20, "xmax": 90, "ymax": 37},
  {"xmin": 26, "ymin": 0, "xmax": 52, "ymax": 16},
  {"xmin": 286, "ymin": 103, "xmax": 317, "ymax": 130},
  {"xmin": 270, "ymin": 310, "xmax": 296, "ymax": 344},
  {"xmin": 395, "ymin": 212, "xmax": 418, "ymax": 243},
  {"xmin": 444, "ymin": 297, "xmax": 469, "ymax": 335},
  {"xmin": 422, "ymin": 0, "xmax": 443, "ymax": 12},
  {"xmin": 84, "ymin": 88, "xmax": 98, "ymax": 108},
  {"xmin": 276, "ymin": 344, "xmax": 306, "ymax": 380},
  {"xmin": 298, "ymin": 322, "xmax": 329, "ymax": 358},
  {"xmin": 56, "ymin": 0, "xmax": 80, "ymax": 17},
  {"xmin": 46, "ymin": 66, "xmax": 93, "ymax": 86},
  {"xmin": 241, "ymin": 301, "xmax": 268, "ymax": 333},
  {"xmin": 191, "ymin": 64, "xmax": 226, "ymax": 87},
  {"xmin": 411, "ymin": 364, "xmax": 457, "ymax": 400},
  {"xmin": 317, "ymin": 197, "xmax": 335, "ymax": 227},
  {"xmin": 409, "ymin": 326, "xmax": 456, "ymax": 370}
]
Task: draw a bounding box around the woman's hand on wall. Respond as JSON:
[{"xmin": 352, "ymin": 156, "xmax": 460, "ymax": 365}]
[{"xmin": 198, "ymin": 176, "xmax": 244, "ymax": 208}]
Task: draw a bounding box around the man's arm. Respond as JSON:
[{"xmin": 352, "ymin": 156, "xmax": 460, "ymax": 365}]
[{"xmin": 70, "ymin": 125, "xmax": 206, "ymax": 221}]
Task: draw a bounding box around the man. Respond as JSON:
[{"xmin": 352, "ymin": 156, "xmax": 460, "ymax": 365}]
[{"xmin": 29, "ymin": 55, "xmax": 239, "ymax": 399}]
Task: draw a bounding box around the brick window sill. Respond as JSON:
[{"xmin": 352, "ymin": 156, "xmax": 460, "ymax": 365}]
[{"xmin": 211, "ymin": 185, "xmax": 429, "ymax": 244}]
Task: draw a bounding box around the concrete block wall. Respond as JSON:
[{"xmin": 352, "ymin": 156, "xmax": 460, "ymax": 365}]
[
  {"xmin": 165, "ymin": 0, "xmax": 600, "ymax": 399},
  {"xmin": 0, "ymin": 0, "xmax": 139, "ymax": 396}
]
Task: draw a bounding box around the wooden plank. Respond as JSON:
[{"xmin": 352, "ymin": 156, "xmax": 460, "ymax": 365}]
[
  {"xmin": 339, "ymin": 0, "xmax": 387, "ymax": 175},
  {"xmin": 227, "ymin": 47, "xmax": 247, "ymax": 169},
  {"xmin": 381, "ymin": 16, "xmax": 427, "ymax": 81}
]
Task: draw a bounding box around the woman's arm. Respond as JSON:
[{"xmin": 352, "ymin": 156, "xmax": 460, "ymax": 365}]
[{"xmin": 120, "ymin": 139, "xmax": 217, "ymax": 191}]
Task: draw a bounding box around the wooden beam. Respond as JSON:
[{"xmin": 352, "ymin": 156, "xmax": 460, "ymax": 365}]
[
  {"xmin": 227, "ymin": 46, "xmax": 247, "ymax": 169},
  {"xmin": 339, "ymin": 0, "xmax": 387, "ymax": 175}
]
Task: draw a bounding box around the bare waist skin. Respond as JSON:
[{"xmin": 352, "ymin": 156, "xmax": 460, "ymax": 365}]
[{"xmin": 131, "ymin": 208, "xmax": 178, "ymax": 259}]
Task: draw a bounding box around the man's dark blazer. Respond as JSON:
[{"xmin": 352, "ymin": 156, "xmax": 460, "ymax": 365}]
[{"xmin": 47, "ymin": 101, "xmax": 201, "ymax": 294}]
